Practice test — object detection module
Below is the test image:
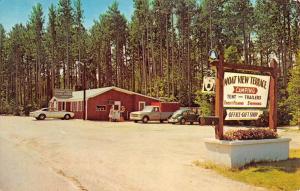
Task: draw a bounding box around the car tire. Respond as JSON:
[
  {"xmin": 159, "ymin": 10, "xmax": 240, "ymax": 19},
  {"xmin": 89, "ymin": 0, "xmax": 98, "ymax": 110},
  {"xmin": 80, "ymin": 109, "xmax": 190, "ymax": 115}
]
[
  {"xmin": 134, "ymin": 120, "xmax": 138, "ymax": 123},
  {"xmin": 160, "ymin": 120, "xmax": 164, "ymax": 123},
  {"xmin": 190, "ymin": 122, "xmax": 193, "ymax": 125},
  {"xmin": 180, "ymin": 118, "xmax": 186, "ymax": 125},
  {"xmin": 38, "ymin": 114, "xmax": 46, "ymax": 120},
  {"xmin": 142, "ymin": 116, "xmax": 149, "ymax": 123},
  {"xmin": 64, "ymin": 114, "xmax": 71, "ymax": 120},
  {"xmin": 35, "ymin": 117, "xmax": 40, "ymax": 120}
]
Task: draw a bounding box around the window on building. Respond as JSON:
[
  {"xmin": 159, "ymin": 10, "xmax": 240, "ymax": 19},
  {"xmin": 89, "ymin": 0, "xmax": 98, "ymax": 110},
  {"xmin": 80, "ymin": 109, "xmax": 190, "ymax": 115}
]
[
  {"xmin": 113, "ymin": 104, "xmax": 119, "ymax": 111},
  {"xmin": 139, "ymin": 101, "xmax": 146, "ymax": 111},
  {"xmin": 62, "ymin": 102, "xmax": 66, "ymax": 111},
  {"xmin": 96, "ymin": 105, "xmax": 106, "ymax": 111}
]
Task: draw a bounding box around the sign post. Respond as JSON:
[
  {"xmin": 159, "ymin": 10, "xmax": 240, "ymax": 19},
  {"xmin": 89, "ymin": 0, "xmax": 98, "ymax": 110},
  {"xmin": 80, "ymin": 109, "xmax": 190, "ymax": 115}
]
[
  {"xmin": 211, "ymin": 55, "xmax": 278, "ymax": 139},
  {"xmin": 269, "ymin": 60, "xmax": 278, "ymax": 131},
  {"xmin": 214, "ymin": 54, "xmax": 224, "ymax": 139}
]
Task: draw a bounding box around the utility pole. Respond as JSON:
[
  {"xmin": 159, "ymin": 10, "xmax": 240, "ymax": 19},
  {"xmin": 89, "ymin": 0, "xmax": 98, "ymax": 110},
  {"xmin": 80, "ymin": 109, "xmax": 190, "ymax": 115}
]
[
  {"xmin": 76, "ymin": 60, "xmax": 86, "ymax": 120},
  {"xmin": 83, "ymin": 60, "xmax": 86, "ymax": 120}
]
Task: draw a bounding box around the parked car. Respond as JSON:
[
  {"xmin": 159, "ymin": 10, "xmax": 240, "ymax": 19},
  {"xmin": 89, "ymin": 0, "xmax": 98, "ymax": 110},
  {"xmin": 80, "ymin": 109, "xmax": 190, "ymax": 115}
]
[
  {"xmin": 30, "ymin": 108, "xmax": 74, "ymax": 120},
  {"xmin": 168, "ymin": 108, "xmax": 200, "ymax": 125},
  {"xmin": 130, "ymin": 102, "xmax": 180, "ymax": 123}
]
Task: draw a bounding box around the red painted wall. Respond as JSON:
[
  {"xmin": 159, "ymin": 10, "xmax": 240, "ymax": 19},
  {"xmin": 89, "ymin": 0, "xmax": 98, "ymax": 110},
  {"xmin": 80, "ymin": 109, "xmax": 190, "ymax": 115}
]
[
  {"xmin": 51, "ymin": 89, "xmax": 160, "ymax": 121},
  {"xmin": 150, "ymin": 102, "xmax": 180, "ymax": 112},
  {"xmin": 87, "ymin": 90, "xmax": 158, "ymax": 121},
  {"xmin": 73, "ymin": 111, "xmax": 83, "ymax": 119}
]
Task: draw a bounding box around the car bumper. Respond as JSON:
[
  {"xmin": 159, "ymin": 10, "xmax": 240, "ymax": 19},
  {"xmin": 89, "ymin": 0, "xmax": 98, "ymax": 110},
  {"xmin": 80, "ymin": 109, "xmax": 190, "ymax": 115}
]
[
  {"xmin": 168, "ymin": 118, "xmax": 179, "ymax": 123},
  {"xmin": 29, "ymin": 113, "xmax": 37, "ymax": 118},
  {"xmin": 130, "ymin": 116, "xmax": 143, "ymax": 121}
]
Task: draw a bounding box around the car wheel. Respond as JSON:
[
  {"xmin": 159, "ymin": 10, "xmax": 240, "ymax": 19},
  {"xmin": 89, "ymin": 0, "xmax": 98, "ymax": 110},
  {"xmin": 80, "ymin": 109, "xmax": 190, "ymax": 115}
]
[
  {"xmin": 180, "ymin": 118, "xmax": 186, "ymax": 125},
  {"xmin": 134, "ymin": 120, "xmax": 138, "ymax": 123},
  {"xmin": 39, "ymin": 114, "xmax": 46, "ymax": 120},
  {"xmin": 35, "ymin": 117, "xmax": 40, "ymax": 120},
  {"xmin": 160, "ymin": 120, "xmax": 164, "ymax": 123},
  {"xmin": 64, "ymin": 114, "xmax": 71, "ymax": 120},
  {"xmin": 142, "ymin": 116, "xmax": 149, "ymax": 123},
  {"xmin": 190, "ymin": 122, "xmax": 194, "ymax": 125}
]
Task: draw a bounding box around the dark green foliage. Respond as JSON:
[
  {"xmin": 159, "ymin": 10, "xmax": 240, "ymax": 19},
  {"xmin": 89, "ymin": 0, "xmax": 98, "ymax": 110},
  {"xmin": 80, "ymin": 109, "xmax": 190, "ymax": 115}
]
[
  {"xmin": 287, "ymin": 52, "xmax": 300, "ymax": 125},
  {"xmin": 0, "ymin": 0, "xmax": 299, "ymax": 125},
  {"xmin": 194, "ymin": 90, "xmax": 214, "ymax": 116}
]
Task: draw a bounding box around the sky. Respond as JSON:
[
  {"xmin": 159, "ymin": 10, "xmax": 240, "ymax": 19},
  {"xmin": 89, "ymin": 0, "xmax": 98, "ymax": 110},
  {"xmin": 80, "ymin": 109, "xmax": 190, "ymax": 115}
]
[{"xmin": 0, "ymin": 0, "xmax": 134, "ymax": 32}]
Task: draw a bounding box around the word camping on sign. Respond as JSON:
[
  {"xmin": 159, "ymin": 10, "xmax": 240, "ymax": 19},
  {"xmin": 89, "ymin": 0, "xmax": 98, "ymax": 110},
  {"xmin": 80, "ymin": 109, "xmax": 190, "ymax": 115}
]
[{"xmin": 223, "ymin": 72, "xmax": 270, "ymax": 108}]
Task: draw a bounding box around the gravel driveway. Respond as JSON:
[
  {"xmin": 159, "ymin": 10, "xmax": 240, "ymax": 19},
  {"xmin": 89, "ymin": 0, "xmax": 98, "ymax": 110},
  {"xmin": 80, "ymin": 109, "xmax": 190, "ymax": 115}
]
[{"xmin": 1, "ymin": 116, "xmax": 298, "ymax": 191}]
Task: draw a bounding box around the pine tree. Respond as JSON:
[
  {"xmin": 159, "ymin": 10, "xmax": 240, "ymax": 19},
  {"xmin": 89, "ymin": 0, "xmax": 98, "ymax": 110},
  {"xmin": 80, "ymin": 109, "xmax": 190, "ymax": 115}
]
[{"xmin": 287, "ymin": 52, "xmax": 300, "ymax": 125}]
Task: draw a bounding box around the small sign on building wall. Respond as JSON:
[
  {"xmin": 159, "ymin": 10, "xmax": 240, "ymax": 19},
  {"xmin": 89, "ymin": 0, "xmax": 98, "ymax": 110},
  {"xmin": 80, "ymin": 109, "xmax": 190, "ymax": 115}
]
[
  {"xmin": 54, "ymin": 89, "xmax": 73, "ymax": 99},
  {"xmin": 225, "ymin": 109, "xmax": 263, "ymax": 120},
  {"xmin": 224, "ymin": 72, "xmax": 270, "ymax": 108}
]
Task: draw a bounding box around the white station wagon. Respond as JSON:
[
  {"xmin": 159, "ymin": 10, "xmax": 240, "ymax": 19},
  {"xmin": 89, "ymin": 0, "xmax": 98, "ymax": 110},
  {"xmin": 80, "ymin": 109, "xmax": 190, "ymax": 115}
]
[{"xmin": 30, "ymin": 108, "xmax": 75, "ymax": 120}]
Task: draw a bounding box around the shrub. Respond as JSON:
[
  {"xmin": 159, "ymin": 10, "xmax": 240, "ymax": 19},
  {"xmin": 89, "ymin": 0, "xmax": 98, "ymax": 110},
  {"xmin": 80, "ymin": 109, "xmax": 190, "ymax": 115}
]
[
  {"xmin": 194, "ymin": 90, "xmax": 214, "ymax": 116},
  {"xmin": 223, "ymin": 128, "xmax": 278, "ymax": 141}
]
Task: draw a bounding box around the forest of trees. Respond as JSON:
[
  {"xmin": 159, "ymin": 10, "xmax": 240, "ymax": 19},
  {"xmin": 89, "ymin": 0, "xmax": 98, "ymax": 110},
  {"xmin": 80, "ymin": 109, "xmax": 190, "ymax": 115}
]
[{"xmin": 0, "ymin": 0, "xmax": 299, "ymax": 124}]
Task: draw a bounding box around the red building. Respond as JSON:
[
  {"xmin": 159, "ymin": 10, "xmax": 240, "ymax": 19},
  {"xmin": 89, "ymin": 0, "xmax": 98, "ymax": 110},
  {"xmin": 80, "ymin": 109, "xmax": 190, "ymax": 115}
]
[{"xmin": 49, "ymin": 86, "xmax": 161, "ymax": 120}]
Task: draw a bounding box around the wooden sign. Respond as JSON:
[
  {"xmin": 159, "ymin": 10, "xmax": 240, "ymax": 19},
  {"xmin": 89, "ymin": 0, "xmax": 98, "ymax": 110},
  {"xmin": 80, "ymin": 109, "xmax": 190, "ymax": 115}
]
[
  {"xmin": 225, "ymin": 109, "xmax": 263, "ymax": 120},
  {"xmin": 54, "ymin": 89, "xmax": 73, "ymax": 99},
  {"xmin": 224, "ymin": 72, "xmax": 270, "ymax": 108},
  {"xmin": 210, "ymin": 56, "xmax": 278, "ymax": 140}
]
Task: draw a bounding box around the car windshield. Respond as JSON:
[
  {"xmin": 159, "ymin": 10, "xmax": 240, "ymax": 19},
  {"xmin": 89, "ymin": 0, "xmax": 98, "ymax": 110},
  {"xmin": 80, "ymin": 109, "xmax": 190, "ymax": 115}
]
[
  {"xmin": 172, "ymin": 109, "xmax": 189, "ymax": 117},
  {"xmin": 142, "ymin": 106, "xmax": 154, "ymax": 112}
]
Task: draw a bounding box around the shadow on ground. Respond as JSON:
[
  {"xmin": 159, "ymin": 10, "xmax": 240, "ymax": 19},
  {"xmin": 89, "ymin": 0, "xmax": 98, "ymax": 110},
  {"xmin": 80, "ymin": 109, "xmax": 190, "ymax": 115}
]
[{"xmin": 244, "ymin": 157, "xmax": 300, "ymax": 173}]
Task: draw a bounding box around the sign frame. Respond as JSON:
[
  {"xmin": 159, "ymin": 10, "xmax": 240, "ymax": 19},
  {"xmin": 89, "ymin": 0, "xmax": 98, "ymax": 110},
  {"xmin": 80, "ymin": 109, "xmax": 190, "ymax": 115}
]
[{"xmin": 210, "ymin": 56, "xmax": 278, "ymax": 140}]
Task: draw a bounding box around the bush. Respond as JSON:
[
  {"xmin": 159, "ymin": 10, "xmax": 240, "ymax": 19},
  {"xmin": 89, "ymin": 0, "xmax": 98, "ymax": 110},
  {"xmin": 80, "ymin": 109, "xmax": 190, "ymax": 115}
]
[
  {"xmin": 195, "ymin": 90, "xmax": 214, "ymax": 116},
  {"xmin": 223, "ymin": 128, "xmax": 278, "ymax": 141}
]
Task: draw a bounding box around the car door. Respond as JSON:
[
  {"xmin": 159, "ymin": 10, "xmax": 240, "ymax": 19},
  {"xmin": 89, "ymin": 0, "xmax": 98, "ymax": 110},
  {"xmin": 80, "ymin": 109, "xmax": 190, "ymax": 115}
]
[
  {"xmin": 53, "ymin": 111, "xmax": 63, "ymax": 118},
  {"xmin": 182, "ymin": 111, "xmax": 188, "ymax": 121},
  {"xmin": 47, "ymin": 108, "xmax": 59, "ymax": 118},
  {"xmin": 151, "ymin": 107, "xmax": 160, "ymax": 120},
  {"xmin": 189, "ymin": 111, "xmax": 197, "ymax": 122}
]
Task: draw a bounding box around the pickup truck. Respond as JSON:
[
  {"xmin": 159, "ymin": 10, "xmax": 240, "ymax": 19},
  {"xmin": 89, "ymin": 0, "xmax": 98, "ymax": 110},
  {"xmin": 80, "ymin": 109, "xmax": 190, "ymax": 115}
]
[
  {"xmin": 30, "ymin": 108, "xmax": 75, "ymax": 120},
  {"xmin": 130, "ymin": 102, "xmax": 180, "ymax": 123}
]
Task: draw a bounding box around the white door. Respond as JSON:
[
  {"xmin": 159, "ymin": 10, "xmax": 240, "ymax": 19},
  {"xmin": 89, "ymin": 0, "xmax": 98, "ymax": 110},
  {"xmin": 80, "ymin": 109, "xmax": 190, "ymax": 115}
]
[{"xmin": 113, "ymin": 101, "xmax": 121, "ymax": 120}]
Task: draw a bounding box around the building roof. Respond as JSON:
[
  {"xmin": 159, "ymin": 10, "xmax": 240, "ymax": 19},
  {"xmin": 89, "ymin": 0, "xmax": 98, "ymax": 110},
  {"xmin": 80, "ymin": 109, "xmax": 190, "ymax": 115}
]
[{"xmin": 50, "ymin": 86, "xmax": 161, "ymax": 102}]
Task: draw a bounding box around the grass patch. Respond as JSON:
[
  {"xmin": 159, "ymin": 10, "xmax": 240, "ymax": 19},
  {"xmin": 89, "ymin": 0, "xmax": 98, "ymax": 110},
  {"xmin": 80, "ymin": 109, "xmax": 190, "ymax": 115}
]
[
  {"xmin": 283, "ymin": 128, "xmax": 300, "ymax": 133},
  {"xmin": 194, "ymin": 149, "xmax": 300, "ymax": 191}
]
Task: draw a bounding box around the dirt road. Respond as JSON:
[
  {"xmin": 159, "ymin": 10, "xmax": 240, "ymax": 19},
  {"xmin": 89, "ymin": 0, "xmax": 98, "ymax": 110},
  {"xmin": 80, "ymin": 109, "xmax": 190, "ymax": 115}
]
[{"xmin": 1, "ymin": 116, "xmax": 297, "ymax": 191}]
